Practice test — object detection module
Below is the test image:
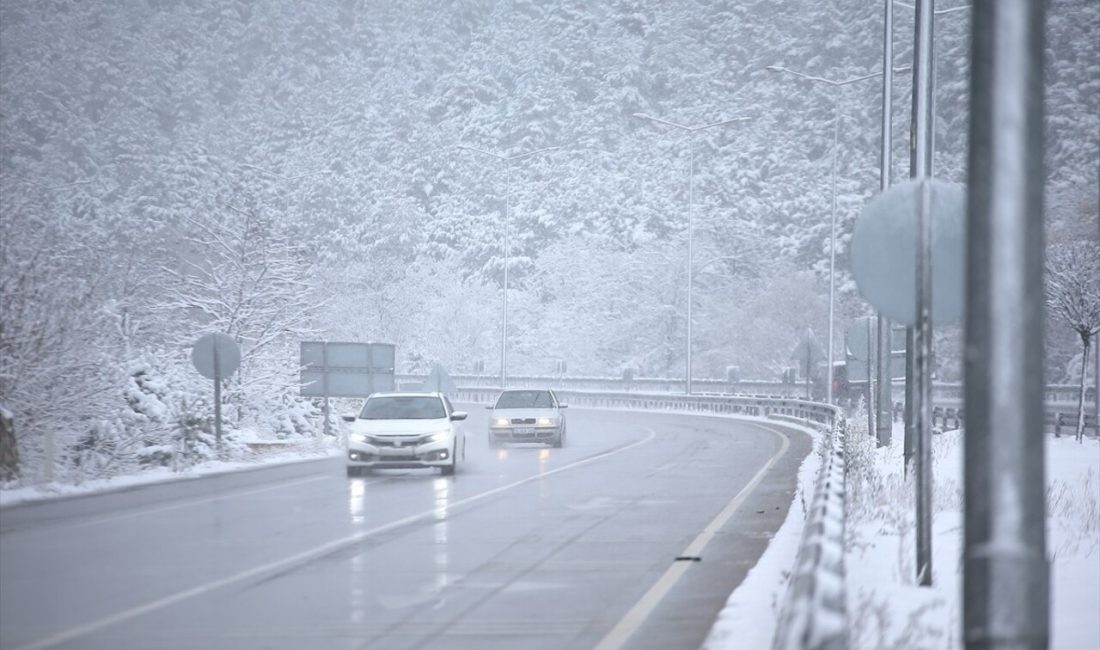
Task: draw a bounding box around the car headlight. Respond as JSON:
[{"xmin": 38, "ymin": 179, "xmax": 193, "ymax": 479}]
[
  {"xmin": 421, "ymin": 430, "xmax": 451, "ymax": 443},
  {"xmin": 350, "ymin": 433, "xmax": 369, "ymax": 444},
  {"xmin": 537, "ymin": 417, "xmax": 557, "ymax": 426},
  {"xmin": 492, "ymin": 418, "xmax": 510, "ymax": 427}
]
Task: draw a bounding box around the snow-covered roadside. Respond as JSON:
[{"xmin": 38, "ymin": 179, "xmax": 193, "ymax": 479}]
[
  {"xmin": 703, "ymin": 414, "xmax": 1098, "ymax": 650},
  {"xmin": 0, "ymin": 437, "xmax": 342, "ymax": 509},
  {"xmin": 703, "ymin": 419, "xmax": 825, "ymax": 650},
  {"xmin": 846, "ymin": 424, "xmax": 1099, "ymax": 650}
]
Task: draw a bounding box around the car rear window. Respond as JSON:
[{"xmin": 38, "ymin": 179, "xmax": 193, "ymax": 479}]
[
  {"xmin": 360, "ymin": 396, "xmax": 446, "ymax": 420},
  {"xmin": 495, "ymin": 390, "xmax": 553, "ymax": 408}
]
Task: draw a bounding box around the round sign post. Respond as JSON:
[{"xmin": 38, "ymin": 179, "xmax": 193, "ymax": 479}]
[
  {"xmin": 191, "ymin": 333, "xmax": 241, "ymax": 457},
  {"xmin": 850, "ymin": 178, "xmax": 966, "ymax": 326}
]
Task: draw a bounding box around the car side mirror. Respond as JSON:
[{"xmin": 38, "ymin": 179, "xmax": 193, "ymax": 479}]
[
  {"xmin": 341, "ymin": 414, "xmax": 357, "ymax": 423},
  {"xmin": 450, "ymin": 411, "xmax": 468, "ymax": 421},
  {"xmin": 559, "ymin": 404, "xmax": 568, "ymax": 409},
  {"xmin": 485, "ymin": 405, "xmax": 494, "ymax": 410}
]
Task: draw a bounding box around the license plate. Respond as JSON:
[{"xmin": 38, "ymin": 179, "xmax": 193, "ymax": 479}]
[{"xmin": 514, "ymin": 427, "xmax": 535, "ymax": 434}]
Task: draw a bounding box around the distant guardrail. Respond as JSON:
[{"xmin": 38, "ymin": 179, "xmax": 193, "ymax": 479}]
[
  {"xmin": 402, "ymin": 373, "xmax": 1095, "ymax": 410},
  {"xmin": 454, "ymin": 386, "xmax": 834, "ymax": 424}
]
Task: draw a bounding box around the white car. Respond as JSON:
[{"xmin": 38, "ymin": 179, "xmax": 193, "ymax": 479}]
[
  {"xmin": 487, "ymin": 389, "xmax": 568, "ymax": 448},
  {"xmin": 344, "ymin": 392, "xmax": 467, "ymax": 476}
]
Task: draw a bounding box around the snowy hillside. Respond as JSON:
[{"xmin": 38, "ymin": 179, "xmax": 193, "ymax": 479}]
[{"xmin": 1, "ymin": 0, "xmax": 1097, "ymax": 479}]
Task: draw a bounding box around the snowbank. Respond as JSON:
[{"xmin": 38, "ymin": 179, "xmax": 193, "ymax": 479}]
[
  {"xmin": 847, "ymin": 426, "xmax": 1099, "ymax": 650},
  {"xmin": 0, "ymin": 437, "xmax": 340, "ymax": 508},
  {"xmin": 703, "ymin": 420, "xmax": 824, "ymax": 649}
]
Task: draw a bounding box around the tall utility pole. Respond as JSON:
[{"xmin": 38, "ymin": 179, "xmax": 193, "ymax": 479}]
[
  {"xmin": 458, "ymin": 144, "xmax": 559, "ymax": 388},
  {"xmin": 964, "ymin": 1, "xmax": 1049, "ymax": 647},
  {"xmin": 909, "ymin": 0, "xmax": 935, "ymax": 587},
  {"xmin": 765, "ymin": 66, "xmax": 896, "ymax": 404},
  {"xmin": 875, "ymin": 0, "xmax": 895, "ymax": 447},
  {"xmin": 633, "ymin": 113, "xmax": 751, "ymax": 395}
]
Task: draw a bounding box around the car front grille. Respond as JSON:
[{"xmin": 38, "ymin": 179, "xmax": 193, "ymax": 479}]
[
  {"xmin": 370, "ymin": 437, "xmax": 419, "ymax": 448},
  {"xmin": 510, "ymin": 418, "xmax": 536, "ymax": 425}
]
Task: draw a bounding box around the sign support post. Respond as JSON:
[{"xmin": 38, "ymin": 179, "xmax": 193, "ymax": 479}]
[
  {"xmin": 213, "ymin": 344, "xmax": 223, "ymax": 457},
  {"xmin": 322, "ymin": 342, "xmax": 331, "ymax": 439},
  {"xmin": 866, "ymin": 316, "xmax": 875, "ymax": 436},
  {"xmin": 190, "ymin": 333, "xmax": 241, "ymax": 463}
]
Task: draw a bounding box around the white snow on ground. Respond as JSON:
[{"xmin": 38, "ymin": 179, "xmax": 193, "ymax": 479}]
[
  {"xmin": 0, "ymin": 437, "xmax": 341, "ymax": 509},
  {"xmin": 705, "ymin": 416, "xmax": 1099, "ymax": 650},
  {"xmin": 703, "ymin": 419, "xmax": 824, "ymax": 650},
  {"xmin": 1045, "ymin": 434, "xmax": 1100, "ymax": 650},
  {"xmin": 846, "ymin": 424, "xmax": 1099, "ymax": 650}
]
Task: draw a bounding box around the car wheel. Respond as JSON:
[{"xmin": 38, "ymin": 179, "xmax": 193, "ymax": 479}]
[
  {"xmin": 554, "ymin": 425, "xmax": 566, "ymax": 448},
  {"xmin": 488, "ymin": 432, "xmax": 499, "ymax": 449},
  {"xmin": 346, "ymin": 466, "xmax": 361, "ymax": 477}
]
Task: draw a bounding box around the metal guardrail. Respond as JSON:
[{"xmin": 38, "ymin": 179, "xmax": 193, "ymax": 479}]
[
  {"xmin": 452, "ymin": 384, "xmax": 848, "ymax": 649},
  {"xmin": 894, "ymin": 403, "xmax": 1098, "ymax": 436},
  {"xmin": 408, "ymin": 373, "xmax": 1095, "ymax": 409},
  {"xmin": 772, "ymin": 416, "xmax": 847, "ymax": 650},
  {"xmin": 455, "ymin": 386, "xmax": 835, "ymax": 424}
]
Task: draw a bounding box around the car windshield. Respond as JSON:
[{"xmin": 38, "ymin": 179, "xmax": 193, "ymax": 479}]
[
  {"xmin": 495, "ymin": 390, "xmax": 553, "ymax": 409},
  {"xmin": 359, "ymin": 396, "xmax": 445, "ymax": 420}
]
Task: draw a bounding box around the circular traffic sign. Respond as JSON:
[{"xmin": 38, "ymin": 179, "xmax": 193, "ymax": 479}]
[
  {"xmin": 191, "ymin": 333, "xmax": 241, "ymax": 380},
  {"xmin": 850, "ymin": 178, "xmax": 966, "ymax": 326}
]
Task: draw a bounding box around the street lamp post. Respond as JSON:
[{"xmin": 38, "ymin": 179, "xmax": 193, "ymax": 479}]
[
  {"xmin": 633, "ymin": 113, "xmax": 751, "ymax": 395},
  {"xmin": 765, "ymin": 65, "xmax": 897, "ymax": 404},
  {"xmin": 458, "ymin": 144, "xmax": 560, "ymax": 388},
  {"xmin": 875, "ymin": 0, "xmax": 896, "ymax": 449}
]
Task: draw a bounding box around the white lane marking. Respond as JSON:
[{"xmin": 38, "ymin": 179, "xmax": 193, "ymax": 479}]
[
  {"xmin": 5, "ymin": 474, "xmax": 339, "ymax": 533},
  {"xmin": 13, "ymin": 430, "xmax": 656, "ymax": 650},
  {"xmin": 594, "ymin": 423, "xmax": 791, "ymax": 650}
]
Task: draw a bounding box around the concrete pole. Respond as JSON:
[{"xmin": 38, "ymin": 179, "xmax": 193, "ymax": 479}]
[
  {"xmin": 964, "ymin": 0, "xmax": 1049, "ymax": 647},
  {"xmin": 687, "ymin": 137, "xmax": 695, "ymax": 395},
  {"xmin": 502, "ymin": 169, "xmax": 510, "ymax": 389},
  {"xmin": 910, "ymin": 0, "xmax": 936, "ymax": 587},
  {"xmin": 827, "ymin": 98, "xmax": 839, "ymax": 405},
  {"xmin": 876, "ymin": 0, "xmax": 895, "ymax": 447}
]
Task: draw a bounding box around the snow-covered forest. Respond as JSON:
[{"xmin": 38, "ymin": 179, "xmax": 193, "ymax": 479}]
[{"xmin": 1, "ymin": 0, "xmax": 1097, "ymax": 481}]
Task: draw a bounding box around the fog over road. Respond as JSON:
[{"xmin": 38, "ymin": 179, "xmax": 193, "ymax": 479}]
[{"xmin": 1, "ymin": 408, "xmax": 810, "ymax": 650}]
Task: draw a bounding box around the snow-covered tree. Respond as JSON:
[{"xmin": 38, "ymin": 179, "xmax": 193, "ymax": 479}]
[
  {"xmin": 159, "ymin": 197, "xmax": 323, "ymax": 432},
  {"xmin": 1045, "ymin": 240, "xmax": 1100, "ymax": 441}
]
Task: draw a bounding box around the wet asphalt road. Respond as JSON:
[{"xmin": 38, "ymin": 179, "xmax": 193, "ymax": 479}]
[{"xmin": 0, "ymin": 407, "xmax": 810, "ymax": 650}]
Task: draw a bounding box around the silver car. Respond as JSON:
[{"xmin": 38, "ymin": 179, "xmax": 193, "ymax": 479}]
[{"xmin": 487, "ymin": 389, "xmax": 568, "ymax": 448}]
